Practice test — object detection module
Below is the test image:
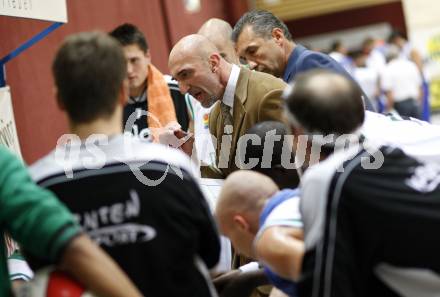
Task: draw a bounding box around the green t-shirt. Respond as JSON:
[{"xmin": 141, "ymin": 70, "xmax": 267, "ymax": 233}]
[{"xmin": 0, "ymin": 146, "xmax": 81, "ymax": 296}]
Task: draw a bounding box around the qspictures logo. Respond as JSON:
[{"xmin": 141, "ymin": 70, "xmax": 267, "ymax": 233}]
[{"xmin": 53, "ymin": 111, "xmax": 385, "ymax": 186}]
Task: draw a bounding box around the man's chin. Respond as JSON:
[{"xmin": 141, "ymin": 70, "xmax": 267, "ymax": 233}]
[
  {"xmin": 201, "ymin": 98, "xmax": 216, "ymax": 108},
  {"xmin": 128, "ymin": 82, "xmax": 143, "ymax": 92}
]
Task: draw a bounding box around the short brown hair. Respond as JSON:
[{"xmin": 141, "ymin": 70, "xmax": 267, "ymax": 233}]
[{"xmin": 52, "ymin": 31, "xmax": 126, "ymax": 123}]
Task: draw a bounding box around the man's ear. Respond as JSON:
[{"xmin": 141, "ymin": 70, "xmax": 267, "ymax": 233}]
[
  {"xmin": 233, "ymin": 214, "xmax": 249, "ymax": 232},
  {"xmin": 54, "ymin": 87, "xmax": 65, "ymax": 111},
  {"xmin": 144, "ymin": 49, "xmax": 151, "ymax": 58},
  {"xmin": 272, "ymin": 28, "xmax": 284, "ymax": 46},
  {"xmin": 119, "ymin": 79, "xmax": 129, "ymax": 105},
  {"xmin": 208, "ymin": 53, "xmax": 221, "ymax": 73}
]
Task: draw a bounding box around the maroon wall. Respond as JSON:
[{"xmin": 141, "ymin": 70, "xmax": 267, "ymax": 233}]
[
  {"xmin": 0, "ymin": 0, "xmax": 247, "ymax": 164},
  {"xmin": 224, "ymin": 0, "xmax": 249, "ymax": 25},
  {"xmin": 0, "ymin": 1, "xmax": 406, "ymax": 164},
  {"xmin": 164, "ymin": 0, "xmax": 226, "ymax": 46},
  {"xmin": 285, "ymin": 1, "xmax": 407, "ymax": 39}
]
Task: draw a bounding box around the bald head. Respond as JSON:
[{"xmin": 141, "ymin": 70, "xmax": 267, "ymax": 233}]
[
  {"xmin": 198, "ymin": 18, "xmax": 239, "ymax": 65},
  {"xmin": 169, "ymin": 34, "xmax": 218, "ymax": 67},
  {"xmin": 217, "ymin": 170, "xmax": 278, "ymax": 225},
  {"xmin": 168, "ymin": 34, "xmax": 232, "ymax": 108},
  {"xmin": 285, "ymin": 70, "xmax": 365, "ymax": 135},
  {"xmin": 199, "ymin": 18, "xmax": 232, "ymax": 37},
  {"xmin": 216, "ymin": 170, "xmax": 278, "ymax": 257}
]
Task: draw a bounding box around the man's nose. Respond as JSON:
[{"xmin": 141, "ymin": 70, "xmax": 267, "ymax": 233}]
[
  {"xmin": 127, "ymin": 62, "xmax": 133, "ymax": 74},
  {"xmin": 179, "ymin": 81, "xmax": 190, "ymax": 94},
  {"xmin": 248, "ymin": 61, "xmax": 258, "ymax": 70}
]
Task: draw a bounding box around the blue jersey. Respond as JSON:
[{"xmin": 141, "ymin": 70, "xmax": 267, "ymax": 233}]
[{"xmin": 257, "ymin": 189, "xmax": 302, "ymax": 297}]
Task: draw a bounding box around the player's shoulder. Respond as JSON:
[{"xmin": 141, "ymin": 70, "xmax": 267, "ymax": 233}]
[
  {"xmin": 302, "ymin": 146, "xmax": 362, "ymax": 189},
  {"xmin": 29, "ymin": 134, "xmax": 197, "ymax": 183},
  {"xmin": 29, "ymin": 148, "xmax": 65, "ymax": 183}
]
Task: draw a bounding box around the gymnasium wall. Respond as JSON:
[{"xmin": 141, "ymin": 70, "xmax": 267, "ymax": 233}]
[
  {"xmin": 1, "ymin": 0, "xmax": 403, "ymax": 164},
  {"xmin": 0, "ymin": 0, "xmax": 247, "ymax": 163}
]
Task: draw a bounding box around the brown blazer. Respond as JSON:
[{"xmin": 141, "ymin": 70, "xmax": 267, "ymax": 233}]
[{"xmin": 204, "ymin": 67, "xmax": 288, "ymax": 178}]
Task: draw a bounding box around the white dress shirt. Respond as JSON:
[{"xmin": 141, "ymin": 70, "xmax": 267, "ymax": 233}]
[
  {"xmin": 221, "ymin": 64, "xmax": 240, "ymax": 115},
  {"xmin": 354, "ymin": 66, "xmax": 379, "ymax": 100},
  {"xmin": 381, "ymin": 58, "xmax": 422, "ymax": 102}
]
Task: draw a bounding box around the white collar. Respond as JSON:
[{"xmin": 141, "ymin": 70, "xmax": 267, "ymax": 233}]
[{"xmin": 222, "ymin": 64, "xmax": 240, "ymax": 109}]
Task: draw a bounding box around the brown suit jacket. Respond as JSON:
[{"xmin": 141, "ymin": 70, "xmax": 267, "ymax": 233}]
[{"xmin": 204, "ymin": 67, "xmax": 287, "ymax": 178}]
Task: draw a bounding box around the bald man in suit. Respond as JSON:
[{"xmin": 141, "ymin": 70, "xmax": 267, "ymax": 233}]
[{"xmin": 169, "ymin": 34, "xmax": 287, "ymax": 178}]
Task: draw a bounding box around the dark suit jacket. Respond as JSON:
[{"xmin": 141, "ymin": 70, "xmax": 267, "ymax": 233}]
[
  {"xmin": 283, "ymin": 44, "xmax": 376, "ymax": 111},
  {"xmin": 205, "ymin": 67, "xmax": 287, "ymax": 178}
]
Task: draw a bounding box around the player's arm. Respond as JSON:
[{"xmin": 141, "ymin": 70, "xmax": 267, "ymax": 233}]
[
  {"xmin": 380, "ymin": 69, "xmax": 394, "ymax": 112},
  {"xmin": 60, "ymin": 234, "xmax": 143, "ymax": 297},
  {"xmin": 415, "ymin": 65, "xmax": 424, "ymax": 105},
  {"xmin": 254, "ymin": 226, "xmax": 304, "ymax": 281},
  {"xmin": 384, "ymin": 91, "xmax": 394, "ymax": 112},
  {"xmin": 216, "ymin": 268, "xmax": 268, "ymax": 297},
  {"xmin": 410, "ymin": 48, "xmax": 424, "ymax": 74},
  {"xmin": 0, "ymin": 148, "xmax": 142, "ymax": 297}
]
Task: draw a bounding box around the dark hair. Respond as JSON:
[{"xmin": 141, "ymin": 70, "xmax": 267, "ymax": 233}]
[
  {"xmin": 232, "ymin": 10, "xmax": 292, "ymax": 42},
  {"xmin": 110, "ymin": 23, "xmax": 148, "ymax": 52},
  {"xmin": 362, "ymin": 37, "xmax": 375, "ymax": 49},
  {"xmin": 245, "ymin": 121, "xmax": 289, "ymax": 167},
  {"xmin": 285, "ymin": 69, "xmax": 365, "ymax": 135},
  {"xmin": 52, "ymin": 32, "xmax": 127, "ymax": 123},
  {"xmin": 348, "ymin": 49, "xmax": 365, "ymax": 60},
  {"xmin": 387, "ymin": 29, "xmax": 406, "ymax": 44},
  {"xmin": 243, "ymin": 121, "xmax": 300, "ymax": 189},
  {"xmin": 330, "ymin": 40, "xmax": 342, "ymax": 52}
]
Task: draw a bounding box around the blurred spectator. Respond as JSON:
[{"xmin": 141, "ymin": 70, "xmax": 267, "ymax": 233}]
[
  {"xmin": 328, "ymin": 40, "xmax": 353, "ymax": 73},
  {"xmin": 388, "ymin": 29, "xmax": 423, "ymax": 73},
  {"xmin": 388, "ymin": 29, "xmax": 430, "ymax": 121},
  {"xmin": 351, "ymin": 50, "xmax": 380, "ymax": 108},
  {"xmin": 381, "ymin": 45, "xmax": 423, "ymax": 118},
  {"xmin": 362, "ymin": 37, "xmax": 386, "ymax": 73}
]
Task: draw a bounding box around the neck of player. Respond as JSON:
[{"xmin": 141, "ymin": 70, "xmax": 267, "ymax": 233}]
[
  {"xmin": 130, "ymin": 81, "xmax": 147, "ymax": 98},
  {"xmin": 69, "ymin": 106, "xmax": 123, "ymax": 140}
]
